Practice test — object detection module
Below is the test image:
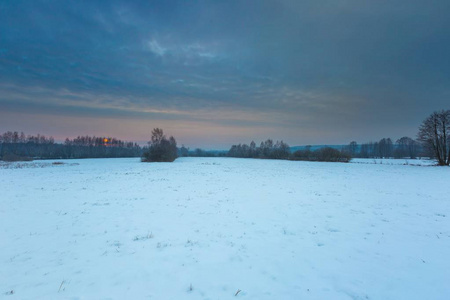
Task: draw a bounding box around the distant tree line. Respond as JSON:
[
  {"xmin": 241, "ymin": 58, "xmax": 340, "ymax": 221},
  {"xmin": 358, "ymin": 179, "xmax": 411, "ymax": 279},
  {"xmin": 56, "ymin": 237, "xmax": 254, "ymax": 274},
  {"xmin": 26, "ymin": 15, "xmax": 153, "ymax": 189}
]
[
  {"xmin": 63, "ymin": 135, "xmax": 137, "ymax": 148},
  {"xmin": 340, "ymin": 109, "xmax": 449, "ymax": 166},
  {"xmin": 0, "ymin": 131, "xmax": 142, "ymax": 161},
  {"xmin": 228, "ymin": 140, "xmax": 291, "ymax": 159},
  {"xmin": 292, "ymin": 146, "xmax": 352, "ymax": 162},
  {"xmin": 343, "ymin": 137, "xmax": 422, "ymax": 159},
  {"xmin": 3, "ymin": 109, "xmax": 448, "ymax": 165},
  {"xmin": 141, "ymin": 129, "xmax": 227, "ymax": 162},
  {"xmin": 0, "ymin": 131, "xmax": 55, "ymax": 144},
  {"xmin": 227, "ymin": 139, "xmax": 351, "ymax": 162},
  {"xmin": 175, "ymin": 145, "xmax": 227, "ymax": 157}
]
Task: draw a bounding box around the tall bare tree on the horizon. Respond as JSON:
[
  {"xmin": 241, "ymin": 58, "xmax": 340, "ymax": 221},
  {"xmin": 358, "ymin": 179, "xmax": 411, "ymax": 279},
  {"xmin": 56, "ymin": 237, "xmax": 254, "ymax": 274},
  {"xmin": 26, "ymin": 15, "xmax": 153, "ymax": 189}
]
[{"xmin": 418, "ymin": 110, "xmax": 450, "ymax": 166}]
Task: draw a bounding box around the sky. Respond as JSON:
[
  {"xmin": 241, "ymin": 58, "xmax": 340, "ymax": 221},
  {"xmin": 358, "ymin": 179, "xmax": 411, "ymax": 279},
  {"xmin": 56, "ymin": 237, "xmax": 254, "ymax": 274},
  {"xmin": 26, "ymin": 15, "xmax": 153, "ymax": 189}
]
[{"xmin": 1, "ymin": 0, "xmax": 449, "ymax": 149}]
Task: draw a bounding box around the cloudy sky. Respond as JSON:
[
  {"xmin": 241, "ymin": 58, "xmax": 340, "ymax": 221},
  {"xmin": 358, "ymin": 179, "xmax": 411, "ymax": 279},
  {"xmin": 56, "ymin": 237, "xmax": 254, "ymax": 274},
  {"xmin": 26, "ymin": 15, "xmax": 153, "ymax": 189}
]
[{"xmin": 1, "ymin": 0, "xmax": 449, "ymax": 148}]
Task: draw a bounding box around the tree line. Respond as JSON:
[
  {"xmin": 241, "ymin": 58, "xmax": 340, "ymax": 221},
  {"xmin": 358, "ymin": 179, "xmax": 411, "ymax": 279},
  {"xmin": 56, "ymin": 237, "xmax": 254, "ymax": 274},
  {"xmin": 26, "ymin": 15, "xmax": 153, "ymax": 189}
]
[
  {"xmin": 342, "ymin": 137, "xmax": 422, "ymax": 159},
  {"xmin": 0, "ymin": 131, "xmax": 142, "ymax": 161},
  {"xmin": 224, "ymin": 109, "xmax": 449, "ymax": 165},
  {"xmin": 227, "ymin": 139, "xmax": 351, "ymax": 162},
  {"xmin": 2, "ymin": 109, "xmax": 448, "ymax": 165},
  {"xmin": 340, "ymin": 109, "xmax": 449, "ymax": 166},
  {"xmin": 228, "ymin": 140, "xmax": 291, "ymax": 159},
  {"xmin": 178, "ymin": 146, "xmax": 226, "ymax": 158}
]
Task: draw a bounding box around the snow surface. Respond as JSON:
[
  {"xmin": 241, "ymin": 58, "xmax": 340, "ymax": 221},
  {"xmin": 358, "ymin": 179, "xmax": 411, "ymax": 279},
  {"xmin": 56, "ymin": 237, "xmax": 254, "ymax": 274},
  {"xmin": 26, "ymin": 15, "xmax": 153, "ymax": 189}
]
[{"xmin": 1, "ymin": 157, "xmax": 449, "ymax": 299}]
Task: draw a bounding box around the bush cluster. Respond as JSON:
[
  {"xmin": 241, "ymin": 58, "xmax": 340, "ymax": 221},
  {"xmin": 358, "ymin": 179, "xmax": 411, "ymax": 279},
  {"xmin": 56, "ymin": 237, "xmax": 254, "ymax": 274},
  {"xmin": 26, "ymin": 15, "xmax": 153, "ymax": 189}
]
[
  {"xmin": 141, "ymin": 128, "xmax": 178, "ymax": 162},
  {"xmin": 292, "ymin": 147, "xmax": 351, "ymax": 162}
]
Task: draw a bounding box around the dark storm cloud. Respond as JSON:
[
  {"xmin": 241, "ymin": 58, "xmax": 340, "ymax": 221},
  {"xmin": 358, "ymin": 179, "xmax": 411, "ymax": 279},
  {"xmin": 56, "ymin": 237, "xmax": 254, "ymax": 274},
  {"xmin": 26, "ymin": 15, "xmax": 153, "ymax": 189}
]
[{"xmin": 1, "ymin": 0, "xmax": 450, "ymax": 144}]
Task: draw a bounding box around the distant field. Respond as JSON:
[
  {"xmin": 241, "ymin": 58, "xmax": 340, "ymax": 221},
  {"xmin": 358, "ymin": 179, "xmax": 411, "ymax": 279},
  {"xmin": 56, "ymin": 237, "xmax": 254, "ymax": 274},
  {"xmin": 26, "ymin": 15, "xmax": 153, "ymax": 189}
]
[{"xmin": 1, "ymin": 158, "xmax": 449, "ymax": 299}]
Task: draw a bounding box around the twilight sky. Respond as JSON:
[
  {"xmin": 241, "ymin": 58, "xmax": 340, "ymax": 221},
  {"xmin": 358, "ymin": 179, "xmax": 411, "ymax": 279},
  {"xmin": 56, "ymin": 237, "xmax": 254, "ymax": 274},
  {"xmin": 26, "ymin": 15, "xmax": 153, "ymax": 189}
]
[{"xmin": 1, "ymin": 0, "xmax": 449, "ymax": 149}]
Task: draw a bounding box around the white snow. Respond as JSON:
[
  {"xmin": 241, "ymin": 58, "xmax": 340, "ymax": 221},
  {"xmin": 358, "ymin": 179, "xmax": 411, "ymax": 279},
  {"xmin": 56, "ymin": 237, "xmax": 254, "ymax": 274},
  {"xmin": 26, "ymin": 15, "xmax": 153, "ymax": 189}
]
[{"xmin": 1, "ymin": 157, "xmax": 449, "ymax": 299}]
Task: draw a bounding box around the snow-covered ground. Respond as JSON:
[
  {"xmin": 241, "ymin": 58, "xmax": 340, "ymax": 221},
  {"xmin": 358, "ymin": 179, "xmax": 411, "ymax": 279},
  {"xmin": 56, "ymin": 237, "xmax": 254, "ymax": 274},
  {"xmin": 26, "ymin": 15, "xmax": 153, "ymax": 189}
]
[
  {"xmin": 351, "ymin": 158, "xmax": 436, "ymax": 166},
  {"xmin": 1, "ymin": 157, "xmax": 449, "ymax": 299}
]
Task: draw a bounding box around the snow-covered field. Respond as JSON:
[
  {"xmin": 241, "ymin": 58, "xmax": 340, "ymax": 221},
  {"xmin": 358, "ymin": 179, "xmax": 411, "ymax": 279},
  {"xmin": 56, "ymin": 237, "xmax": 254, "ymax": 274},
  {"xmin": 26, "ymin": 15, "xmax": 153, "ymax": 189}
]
[{"xmin": 1, "ymin": 157, "xmax": 449, "ymax": 299}]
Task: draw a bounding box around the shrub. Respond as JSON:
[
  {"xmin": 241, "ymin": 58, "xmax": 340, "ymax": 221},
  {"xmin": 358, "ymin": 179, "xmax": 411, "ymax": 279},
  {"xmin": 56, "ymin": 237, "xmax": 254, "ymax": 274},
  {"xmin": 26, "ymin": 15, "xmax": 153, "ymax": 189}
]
[
  {"xmin": 141, "ymin": 128, "xmax": 178, "ymax": 162},
  {"xmin": 314, "ymin": 147, "xmax": 351, "ymax": 162},
  {"xmin": 292, "ymin": 147, "xmax": 351, "ymax": 162}
]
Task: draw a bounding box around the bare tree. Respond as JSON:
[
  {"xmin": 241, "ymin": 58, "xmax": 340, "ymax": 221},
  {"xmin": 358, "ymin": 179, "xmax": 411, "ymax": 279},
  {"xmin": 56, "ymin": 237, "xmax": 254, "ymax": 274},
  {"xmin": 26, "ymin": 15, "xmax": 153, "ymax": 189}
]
[
  {"xmin": 179, "ymin": 145, "xmax": 189, "ymax": 157},
  {"xmin": 377, "ymin": 138, "xmax": 393, "ymax": 158},
  {"xmin": 395, "ymin": 137, "xmax": 420, "ymax": 159},
  {"xmin": 151, "ymin": 128, "xmax": 165, "ymax": 144},
  {"xmin": 417, "ymin": 110, "xmax": 450, "ymax": 166},
  {"xmin": 345, "ymin": 141, "xmax": 358, "ymax": 157},
  {"xmin": 359, "ymin": 143, "xmax": 369, "ymax": 158}
]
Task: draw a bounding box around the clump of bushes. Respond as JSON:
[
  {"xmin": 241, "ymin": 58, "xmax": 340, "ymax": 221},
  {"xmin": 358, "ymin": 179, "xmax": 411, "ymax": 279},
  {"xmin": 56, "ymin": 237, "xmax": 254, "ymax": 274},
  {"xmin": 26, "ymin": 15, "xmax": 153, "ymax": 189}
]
[
  {"xmin": 141, "ymin": 128, "xmax": 178, "ymax": 162},
  {"xmin": 292, "ymin": 147, "xmax": 351, "ymax": 163}
]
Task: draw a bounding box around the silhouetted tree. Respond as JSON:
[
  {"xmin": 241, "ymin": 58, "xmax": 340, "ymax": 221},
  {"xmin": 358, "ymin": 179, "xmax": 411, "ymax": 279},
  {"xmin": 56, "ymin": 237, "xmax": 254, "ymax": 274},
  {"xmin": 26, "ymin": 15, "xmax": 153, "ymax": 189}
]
[
  {"xmin": 260, "ymin": 139, "xmax": 274, "ymax": 158},
  {"xmin": 249, "ymin": 141, "xmax": 257, "ymax": 158},
  {"xmin": 271, "ymin": 140, "xmax": 290, "ymax": 159},
  {"xmin": 418, "ymin": 110, "xmax": 450, "ymax": 166},
  {"xmin": 394, "ymin": 137, "xmax": 420, "ymax": 159},
  {"xmin": 179, "ymin": 145, "xmax": 189, "ymax": 157},
  {"xmin": 378, "ymin": 138, "xmax": 393, "ymax": 158},
  {"xmin": 359, "ymin": 143, "xmax": 370, "ymax": 158},
  {"xmin": 142, "ymin": 128, "xmax": 178, "ymax": 162},
  {"xmin": 344, "ymin": 141, "xmax": 358, "ymax": 157}
]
